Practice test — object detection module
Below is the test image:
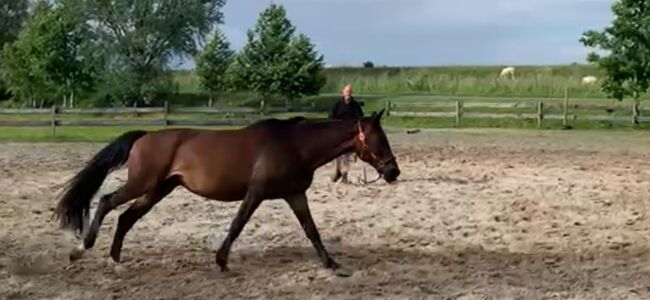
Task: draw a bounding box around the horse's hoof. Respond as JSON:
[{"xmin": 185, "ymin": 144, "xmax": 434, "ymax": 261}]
[
  {"xmin": 216, "ymin": 260, "xmax": 229, "ymax": 272},
  {"xmin": 69, "ymin": 246, "xmax": 85, "ymax": 262},
  {"xmin": 107, "ymin": 258, "xmax": 127, "ymax": 275},
  {"xmin": 113, "ymin": 264, "xmax": 127, "ymax": 275},
  {"xmin": 332, "ymin": 266, "xmax": 352, "ymax": 277},
  {"xmin": 110, "ymin": 253, "xmax": 120, "ymax": 264}
]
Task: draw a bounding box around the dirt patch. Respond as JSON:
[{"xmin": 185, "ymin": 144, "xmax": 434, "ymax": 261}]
[{"xmin": 1, "ymin": 130, "xmax": 650, "ymax": 299}]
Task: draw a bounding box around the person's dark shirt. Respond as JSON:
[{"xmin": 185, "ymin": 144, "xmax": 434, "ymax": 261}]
[{"xmin": 329, "ymin": 97, "xmax": 364, "ymax": 120}]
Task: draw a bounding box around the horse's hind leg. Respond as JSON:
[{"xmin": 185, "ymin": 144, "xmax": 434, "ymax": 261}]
[
  {"xmin": 215, "ymin": 187, "xmax": 263, "ymax": 271},
  {"xmin": 69, "ymin": 181, "xmax": 147, "ymax": 261},
  {"xmin": 110, "ymin": 178, "xmax": 178, "ymax": 263},
  {"xmin": 285, "ymin": 193, "xmax": 350, "ymax": 277}
]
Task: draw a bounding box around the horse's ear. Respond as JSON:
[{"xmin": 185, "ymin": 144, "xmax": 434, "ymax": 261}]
[{"xmin": 373, "ymin": 109, "xmax": 385, "ymax": 122}]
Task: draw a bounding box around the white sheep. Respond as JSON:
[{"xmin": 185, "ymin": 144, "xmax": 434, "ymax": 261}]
[
  {"xmin": 500, "ymin": 66, "xmax": 515, "ymax": 79},
  {"xmin": 581, "ymin": 76, "xmax": 597, "ymax": 84}
]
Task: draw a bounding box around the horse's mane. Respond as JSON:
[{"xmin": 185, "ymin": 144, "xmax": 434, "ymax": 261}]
[
  {"xmin": 248, "ymin": 116, "xmax": 367, "ymax": 132},
  {"xmin": 246, "ymin": 116, "xmax": 308, "ymax": 130}
]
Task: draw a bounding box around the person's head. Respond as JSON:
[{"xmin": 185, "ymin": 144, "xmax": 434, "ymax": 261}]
[
  {"xmin": 342, "ymin": 84, "xmax": 353, "ymax": 102},
  {"xmin": 353, "ymin": 109, "xmax": 400, "ymax": 183}
]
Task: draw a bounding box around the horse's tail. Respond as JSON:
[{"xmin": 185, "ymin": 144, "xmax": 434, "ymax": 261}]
[{"xmin": 55, "ymin": 130, "xmax": 149, "ymax": 236}]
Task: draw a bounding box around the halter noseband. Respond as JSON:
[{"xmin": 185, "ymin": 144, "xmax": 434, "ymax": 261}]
[{"xmin": 356, "ymin": 121, "xmax": 395, "ymax": 169}]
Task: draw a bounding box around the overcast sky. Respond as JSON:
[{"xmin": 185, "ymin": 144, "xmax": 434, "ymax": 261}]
[{"xmin": 171, "ymin": 0, "xmax": 615, "ymax": 69}]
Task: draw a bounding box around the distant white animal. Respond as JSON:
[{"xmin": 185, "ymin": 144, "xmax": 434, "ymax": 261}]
[
  {"xmin": 500, "ymin": 66, "xmax": 515, "ymax": 79},
  {"xmin": 582, "ymin": 76, "xmax": 597, "ymax": 84}
]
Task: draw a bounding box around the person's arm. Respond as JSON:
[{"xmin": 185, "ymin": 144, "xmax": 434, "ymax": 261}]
[
  {"xmin": 329, "ymin": 101, "xmax": 339, "ymax": 119},
  {"xmin": 355, "ymin": 101, "xmax": 364, "ymax": 117}
]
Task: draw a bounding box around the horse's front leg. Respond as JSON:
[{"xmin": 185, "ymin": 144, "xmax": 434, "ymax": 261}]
[
  {"xmin": 215, "ymin": 187, "xmax": 262, "ymax": 271},
  {"xmin": 285, "ymin": 193, "xmax": 351, "ymax": 277}
]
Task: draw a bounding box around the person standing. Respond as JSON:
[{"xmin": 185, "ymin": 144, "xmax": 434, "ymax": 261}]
[{"xmin": 329, "ymin": 84, "xmax": 364, "ymax": 183}]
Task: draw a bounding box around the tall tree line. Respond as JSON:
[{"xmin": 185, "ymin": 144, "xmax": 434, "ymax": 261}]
[
  {"xmin": 0, "ymin": 0, "xmax": 226, "ymax": 107},
  {"xmin": 0, "ymin": 1, "xmax": 327, "ymax": 108}
]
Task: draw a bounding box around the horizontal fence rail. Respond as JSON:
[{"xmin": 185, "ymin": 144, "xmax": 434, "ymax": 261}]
[
  {"xmin": 0, "ymin": 102, "xmax": 325, "ymax": 136},
  {"xmin": 1, "ymin": 93, "xmax": 648, "ymax": 136},
  {"xmin": 385, "ymin": 91, "xmax": 647, "ymax": 128}
]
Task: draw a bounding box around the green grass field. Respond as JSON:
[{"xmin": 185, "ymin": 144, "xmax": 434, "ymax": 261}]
[
  {"xmin": 174, "ymin": 64, "xmax": 609, "ymax": 99},
  {"xmin": 0, "ymin": 125, "xmax": 253, "ymax": 143},
  {"xmin": 2, "ymin": 120, "xmax": 648, "ymax": 143}
]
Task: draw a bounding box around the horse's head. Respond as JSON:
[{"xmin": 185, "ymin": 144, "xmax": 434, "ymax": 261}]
[{"xmin": 354, "ymin": 109, "xmax": 401, "ymax": 183}]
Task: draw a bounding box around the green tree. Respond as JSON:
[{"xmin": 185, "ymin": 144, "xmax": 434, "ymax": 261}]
[
  {"xmin": 46, "ymin": 0, "xmax": 99, "ymax": 107},
  {"xmin": 235, "ymin": 3, "xmax": 325, "ymax": 107},
  {"xmin": 195, "ymin": 28, "xmax": 234, "ymax": 105},
  {"xmin": 277, "ymin": 33, "xmax": 325, "ymax": 104},
  {"xmin": 83, "ymin": 0, "xmax": 226, "ymax": 106},
  {"xmin": 580, "ymin": 0, "xmax": 650, "ymax": 101},
  {"xmin": 224, "ymin": 54, "xmax": 244, "ymax": 91},
  {"xmin": 2, "ymin": 0, "xmax": 98, "ymax": 107},
  {"xmin": 3, "ymin": 1, "xmax": 59, "ymax": 106},
  {"xmin": 2, "ymin": 37, "xmax": 52, "ymax": 107},
  {"xmin": 0, "ymin": 0, "xmax": 29, "ymax": 46},
  {"xmin": 0, "ymin": 0, "xmax": 30, "ymax": 99}
]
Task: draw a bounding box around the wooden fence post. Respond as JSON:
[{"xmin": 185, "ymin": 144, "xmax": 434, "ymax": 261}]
[
  {"xmin": 563, "ymin": 87, "xmax": 569, "ymax": 127},
  {"xmin": 163, "ymin": 101, "xmax": 169, "ymax": 127},
  {"xmin": 385, "ymin": 100, "xmax": 391, "ymax": 117},
  {"xmin": 259, "ymin": 99, "xmax": 266, "ymax": 115},
  {"xmin": 455, "ymin": 100, "xmax": 463, "ymax": 127},
  {"xmin": 132, "ymin": 100, "xmax": 138, "ymax": 118},
  {"xmin": 632, "ymin": 99, "xmax": 640, "ymax": 125},
  {"xmin": 51, "ymin": 105, "xmax": 57, "ymax": 137},
  {"xmin": 537, "ymin": 101, "xmax": 544, "ymax": 128}
]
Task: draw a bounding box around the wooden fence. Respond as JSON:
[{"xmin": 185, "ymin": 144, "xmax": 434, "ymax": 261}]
[
  {"xmin": 385, "ymin": 91, "xmax": 648, "ymax": 128},
  {"xmin": 2, "ymin": 95, "xmax": 649, "ymax": 136},
  {"xmin": 0, "ymin": 102, "xmax": 322, "ymax": 136}
]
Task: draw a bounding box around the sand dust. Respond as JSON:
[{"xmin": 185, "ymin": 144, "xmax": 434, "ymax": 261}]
[{"xmin": 1, "ymin": 129, "xmax": 650, "ymax": 299}]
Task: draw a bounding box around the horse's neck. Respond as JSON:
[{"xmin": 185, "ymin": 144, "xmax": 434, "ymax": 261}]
[{"xmin": 298, "ymin": 120, "xmax": 357, "ymax": 170}]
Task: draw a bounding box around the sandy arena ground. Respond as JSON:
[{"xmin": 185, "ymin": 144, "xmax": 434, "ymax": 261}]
[{"xmin": 2, "ymin": 129, "xmax": 650, "ymax": 299}]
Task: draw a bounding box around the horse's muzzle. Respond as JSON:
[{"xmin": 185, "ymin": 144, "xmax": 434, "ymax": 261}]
[{"xmin": 382, "ymin": 165, "xmax": 400, "ymax": 183}]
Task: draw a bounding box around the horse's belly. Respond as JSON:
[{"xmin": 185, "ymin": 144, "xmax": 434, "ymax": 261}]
[
  {"xmin": 176, "ymin": 164, "xmax": 251, "ymax": 201},
  {"xmin": 198, "ymin": 183, "xmax": 249, "ymax": 201},
  {"xmin": 175, "ymin": 170, "xmax": 245, "ymax": 200},
  {"xmin": 171, "ymin": 142, "xmax": 255, "ymax": 201}
]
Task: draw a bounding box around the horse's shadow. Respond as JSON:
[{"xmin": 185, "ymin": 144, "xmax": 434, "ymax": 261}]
[
  {"xmin": 10, "ymin": 239, "xmax": 650, "ymax": 298},
  {"xmin": 351, "ymin": 175, "xmax": 490, "ymax": 185},
  {"xmin": 340, "ymin": 176, "xmax": 481, "ymax": 187},
  {"xmin": 236, "ymin": 244, "xmax": 649, "ymax": 295}
]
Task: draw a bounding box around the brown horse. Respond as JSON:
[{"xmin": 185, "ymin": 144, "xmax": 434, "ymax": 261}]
[{"xmin": 54, "ymin": 109, "xmax": 400, "ymax": 277}]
